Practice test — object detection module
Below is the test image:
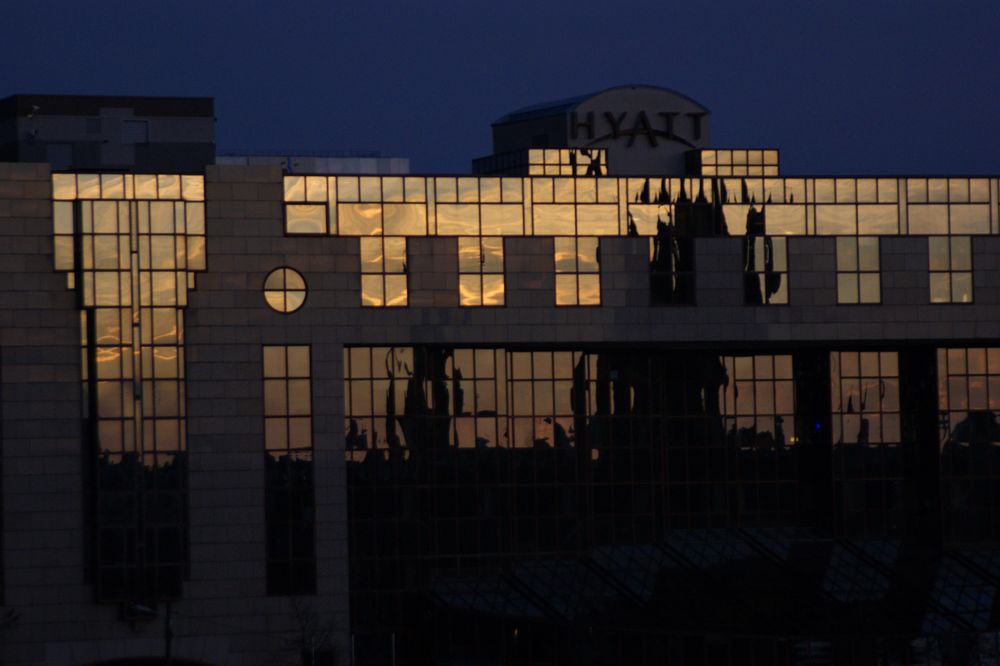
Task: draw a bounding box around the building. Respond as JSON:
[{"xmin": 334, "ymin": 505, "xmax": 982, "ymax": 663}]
[
  {"xmin": 216, "ymin": 153, "xmax": 409, "ymax": 176},
  {"xmin": 0, "ymin": 94, "xmax": 215, "ymax": 173},
  {"xmin": 0, "ymin": 84, "xmax": 999, "ymax": 665}
]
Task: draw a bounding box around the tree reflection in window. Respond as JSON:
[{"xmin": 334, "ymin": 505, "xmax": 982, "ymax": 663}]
[
  {"xmin": 937, "ymin": 348, "xmax": 1000, "ymax": 542},
  {"xmin": 830, "ymin": 351, "xmax": 901, "ymax": 537},
  {"xmin": 50, "ymin": 172, "xmax": 205, "ymax": 604}
]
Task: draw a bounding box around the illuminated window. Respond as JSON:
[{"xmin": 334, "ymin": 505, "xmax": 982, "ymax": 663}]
[
  {"xmin": 743, "ymin": 236, "xmax": 787, "ymax": 304},
  {"xmin": 929, "ymin": 236, "xmax": 972, "ymax": 303},
  {"xmin": 830, "ymin": 351, "xmax": 901, "ymax": 537},
  {"xmin": 836, "ymin": 237, "xmax": 881, "ymax": 304},
  {"xmin": 527, "ymin": 148, "xmax": 607, "ymax": 176},
  {"xmin": 360, "ymin": 237, "xmax": 408, "ymax": 307},
  {"xmin": 554, "ymin": 237, "xmax": 600, "ymax": 306},
  {"xmin": 263, "ymin": 345, "xmax": 316, "ymax": 595},
  {"xmin": 697, "ymin": 149, "xmax": 778, "ymax": 177},
  {"xmin": 50, "ymin": 172, "xmax": 205, "ymax": 603},
  {"xmin": 263, "ymin": 267, "xmax": 307, "ymax": 313},
  {"xmin": 459, "ymin": 236, "xmax": 505, "ymax": 306}
]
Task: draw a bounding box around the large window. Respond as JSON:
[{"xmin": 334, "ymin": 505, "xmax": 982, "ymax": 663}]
[
  {"xmin": 263, "ymin": 346, "xmax": 317, "ymax": 595},
  {"xmin": 720, "ymin": 354, "xmax": 798, "ymax": 526},
  {"xmin": 937, "ymin": 348, "xmax": 1000, "ymax": 542},
  {"xmin": 51, "ymin": 172, "xmax": 205, "ymax": 603},
  {"xmin": 830, "ymin": 351, "xmax": 901, "ymax": 537}
]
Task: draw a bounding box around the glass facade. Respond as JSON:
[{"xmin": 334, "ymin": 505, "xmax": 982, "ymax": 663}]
[
  {"xmin": 51, "ymin": 172, "xmax": 205, "ymax": 603},
  {"xmin": 286, "ymin": 175, "xmax": 997, "ymax": 309},
  {"xmin": 342, "ymin": 343, "xmax": 1000, "ymax": 663}
]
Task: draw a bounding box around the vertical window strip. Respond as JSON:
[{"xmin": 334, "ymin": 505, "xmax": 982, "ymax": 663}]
[
  {"xmin": 50, "ymin": 173, "xmax": 204, "ymax": 603},
  {"xmin": 263, "ymin": 345, "xmax": 317, "ymax": 595}
]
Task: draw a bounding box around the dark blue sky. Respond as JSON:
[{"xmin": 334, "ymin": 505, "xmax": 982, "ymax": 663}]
[{"xmin": 3, "ymin": 0, "xmax": 999, "ymax": 174}]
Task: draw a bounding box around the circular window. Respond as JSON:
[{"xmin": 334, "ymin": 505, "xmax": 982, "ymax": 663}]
[{"xmin": 264, "ymin": 267, "xmax": 307, "ymax": 313}]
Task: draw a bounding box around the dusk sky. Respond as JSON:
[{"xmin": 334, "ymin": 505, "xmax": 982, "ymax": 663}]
[{"xmin": 3, "ymin": 0, "xmax": 999, "ymax": 174}]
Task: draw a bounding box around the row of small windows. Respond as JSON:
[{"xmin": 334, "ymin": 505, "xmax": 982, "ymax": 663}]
[
  {"xmin": 288, "ymin": 199, "xmax": 996, "ymax": 238},
  {"xmin": 283, "ymin": 175, "xmax": 999, "ymax": 238},
  {"xmin": 284, "ymin": 174, "xmax": 997, "ymax": 205},
  {"xmin": 262, "ymin": 234, "xmax": 980, "ymax": 312}
]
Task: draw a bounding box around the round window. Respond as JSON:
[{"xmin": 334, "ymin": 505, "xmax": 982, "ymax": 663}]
[{"xmin": 264, "ymin": 267, "xmax": 307, "ymax": 313}]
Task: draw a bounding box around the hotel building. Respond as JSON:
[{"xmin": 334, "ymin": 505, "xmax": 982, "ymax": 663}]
[{"xmin": 1, "ymin": 86, "xmax": 999, "ymax": 665}]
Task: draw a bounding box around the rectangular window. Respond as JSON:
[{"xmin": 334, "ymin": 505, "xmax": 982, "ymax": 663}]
[
  {"xmin": 263, "ymin": 345, "xmax": 317, "ymax": 595},
  {"xmin": 527, "ymin": 148, "xmax": 606, "ymax": 176},
  {"xmin": 458, "ymin": 236, "xmax": 505, "ymax": 306},
  {"xmin": 697, "ymin": 149, "xmax": 779, "ymax": 177},
  {"xmin": 937, "ymin": 348, "xmax": 1000, "ymax": 542},
  {"xmin": 836, "ymin": 236, "xmax": 881, "ymax": 304},
  {"xmin": 649, "ymin": 236, "xmax": 695, "ymax": 305},
  {"xmin": 830, "ymin": 351, "xmax": 901, "ymax": 537},
  {"xmin": 51, "ymin": 173, "xmax": 205, "ymax": 604},
  {"xmin": 720, "ymin": 354, "xmax": 798, "ymax": 525},
  {"xmin": 929, "ymin": 236, "xmax": 972, "ymax": 303},
  {"xmin": 554, "ymin": 236, "xmax": 600, "ymax": 306},
  {"xmin": 360, "ymin": 237, "xmax": 408, "ymax": 307},
  {"xmin": 743, "ymin": 236, "xmax": 787, "ymax": 304}
]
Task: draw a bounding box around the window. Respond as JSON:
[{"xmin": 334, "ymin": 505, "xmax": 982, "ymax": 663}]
[
  {"xmin": 554, "ymin": 236, "xmax": 600, "ymax": 306},
  {"xmin": 360, "ymin": 237, "xmax": 408, "ymax": 307},
  {"xmin": 830, "ymin": 351, "xmax": 901, "ymax": 537},
  {"xmin": 697, "ymin": 149, "xmax": 779, "ymax": 177},
  {"xmin": 836, "ymin": 237, "xmax": 880, "ymax": 304},
  {"xmin": 937, "ymin": 348, "xmax": 1000, "ymax": 542},
  {"xmin": 50, "ymin": 172, "xmax": 205, "ymax": 603},
  {"xmin": 263, "ymin": 267, "xmax": 307, "ymax": 313},
  {"xmin": 527, "ymin": 148, "xmax": 607, "ymax": 176},
  {"xmin": 263, "ymin": 345, "xmax": 316, "ymax": 595},
  {"xmin": 458, "ymin": 236, "xmax": 504, "ymax": 306},
  {"xmin": 929, "ymin": 236, "xmax": 972, "ymax": 303},
  {"xmin": 721, "ymin": 354, "xmax": 798, "ymax": 526},
  {"xmin": 743, "ymin": 236, "xmax": 787, "ymax": 304},
  {"xmin": 649, "ymin": 235, "xmax": 695, "ymax": 305}
]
